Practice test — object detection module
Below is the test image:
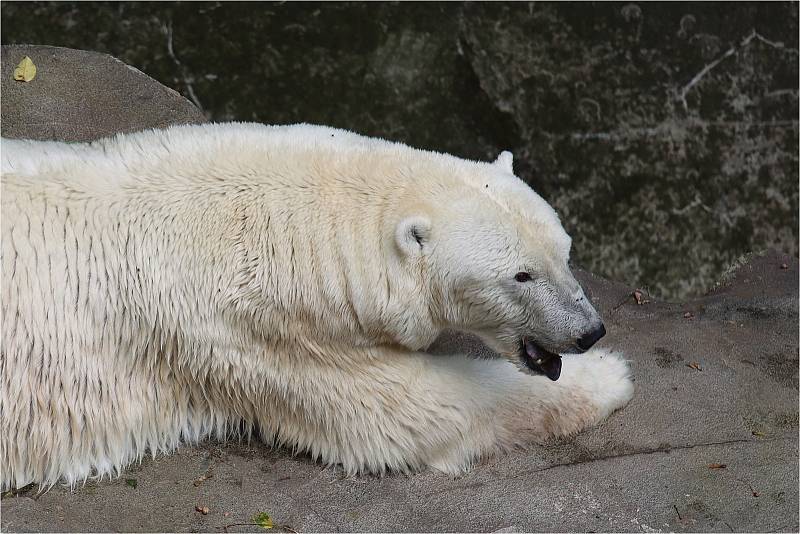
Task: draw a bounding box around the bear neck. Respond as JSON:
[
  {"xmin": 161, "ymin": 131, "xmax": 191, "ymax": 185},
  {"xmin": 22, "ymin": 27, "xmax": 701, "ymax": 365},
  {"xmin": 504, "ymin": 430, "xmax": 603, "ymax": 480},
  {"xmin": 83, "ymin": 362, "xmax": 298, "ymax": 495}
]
[{"xmin": 48, "ymin": 124, "xmax": 447, "ymax": 358}]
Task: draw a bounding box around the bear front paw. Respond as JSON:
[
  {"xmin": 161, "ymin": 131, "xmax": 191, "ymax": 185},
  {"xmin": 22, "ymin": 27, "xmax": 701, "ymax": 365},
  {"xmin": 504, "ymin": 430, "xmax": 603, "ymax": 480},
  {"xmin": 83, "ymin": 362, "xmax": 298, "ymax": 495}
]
[{"xmin": 561, "ymin": 348, "xmax": 634, "ymax": 419}]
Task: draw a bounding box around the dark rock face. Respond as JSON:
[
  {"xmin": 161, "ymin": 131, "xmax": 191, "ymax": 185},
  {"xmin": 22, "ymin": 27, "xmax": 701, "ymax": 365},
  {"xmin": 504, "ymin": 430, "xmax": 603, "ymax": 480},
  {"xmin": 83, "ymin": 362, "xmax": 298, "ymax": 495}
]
[
  {"xmin": 460, "ymin": 4, "xmax": 799, "ymax": 299},
  {"xmin": 1, "ymin": 3, "xmax": 797, "ymax": 299},
  {"xmin": 0, "ymin": 44, "xmax": 797, "ymax": 533}
]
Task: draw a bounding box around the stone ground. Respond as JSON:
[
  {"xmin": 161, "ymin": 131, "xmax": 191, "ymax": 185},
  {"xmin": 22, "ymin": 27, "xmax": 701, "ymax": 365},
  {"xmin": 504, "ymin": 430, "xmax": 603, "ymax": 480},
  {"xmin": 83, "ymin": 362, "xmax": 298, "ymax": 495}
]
[{"xmin": 1, "ymin": 46, "xmax": 798, "ymax": 533}]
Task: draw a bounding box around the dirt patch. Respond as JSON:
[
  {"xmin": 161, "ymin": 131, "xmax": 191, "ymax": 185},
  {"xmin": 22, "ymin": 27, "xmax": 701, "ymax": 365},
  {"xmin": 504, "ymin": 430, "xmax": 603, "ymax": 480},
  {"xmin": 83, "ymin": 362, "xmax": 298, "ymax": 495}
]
[
  {"xmin": 757, "ymin": 352, "xmax": 799, "ymax": 389},
  {"xmin": 654, "ymin": 347, "xmax": 684, "ymax": 368}
]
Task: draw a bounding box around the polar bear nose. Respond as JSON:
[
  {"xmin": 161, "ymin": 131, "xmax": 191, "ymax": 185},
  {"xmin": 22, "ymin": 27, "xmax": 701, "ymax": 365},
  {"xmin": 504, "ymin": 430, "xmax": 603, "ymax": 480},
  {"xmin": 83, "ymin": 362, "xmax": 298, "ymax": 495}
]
[{"xmin": 576, "ymin": 323, "xmax": 606, "ymax": 351}]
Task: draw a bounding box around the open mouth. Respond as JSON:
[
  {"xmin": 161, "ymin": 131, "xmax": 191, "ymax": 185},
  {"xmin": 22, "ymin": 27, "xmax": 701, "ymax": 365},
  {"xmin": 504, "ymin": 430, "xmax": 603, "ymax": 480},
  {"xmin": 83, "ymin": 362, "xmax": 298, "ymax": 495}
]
[{"xmin": 519, "ymin": 337, "xmax": 562, "ymax": 381}]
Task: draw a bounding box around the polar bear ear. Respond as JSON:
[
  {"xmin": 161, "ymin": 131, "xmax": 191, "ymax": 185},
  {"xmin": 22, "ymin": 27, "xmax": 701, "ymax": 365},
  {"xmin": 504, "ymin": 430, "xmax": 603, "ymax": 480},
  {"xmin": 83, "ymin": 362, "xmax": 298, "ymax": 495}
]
[
  {"xmin": 495, "ymin": 151, "xmax": 514, "ymax": 173},
  {"xmin": 395, "ymin": 215, "xmax": 432, "ymax": 257}
]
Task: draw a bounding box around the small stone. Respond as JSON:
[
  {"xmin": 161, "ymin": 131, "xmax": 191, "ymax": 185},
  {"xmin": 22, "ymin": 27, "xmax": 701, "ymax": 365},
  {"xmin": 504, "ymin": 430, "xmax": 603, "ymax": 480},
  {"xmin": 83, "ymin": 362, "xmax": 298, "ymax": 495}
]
[
  {"xmin": 683, "ymin": 312, "xmax": 694, "ymax": 319},
  {"xmin": 195, "ymin": 506, "xmax": 209, "ymax": 515},
  {"xmin": 193, "ymin": 473, "xmax": 212, "ymax": 486},
  {"xmin": 780, "ymin": 263, "xmax": 788, "ymax": 269}
]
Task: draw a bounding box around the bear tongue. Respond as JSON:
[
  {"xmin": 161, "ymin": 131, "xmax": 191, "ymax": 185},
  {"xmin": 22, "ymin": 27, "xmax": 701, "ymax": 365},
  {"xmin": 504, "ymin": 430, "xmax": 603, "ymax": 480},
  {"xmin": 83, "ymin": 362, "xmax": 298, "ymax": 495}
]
[{"xmin": 522, "ymin": 338, "xmax": 562, "ymax": 381}]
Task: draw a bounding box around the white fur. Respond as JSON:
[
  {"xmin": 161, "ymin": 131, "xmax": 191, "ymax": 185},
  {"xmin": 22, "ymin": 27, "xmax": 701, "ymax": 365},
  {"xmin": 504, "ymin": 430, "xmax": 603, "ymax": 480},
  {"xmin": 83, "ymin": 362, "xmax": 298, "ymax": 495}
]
[
  {"xmin": 495, "ymin": 150, "xmax": 514, "ymax": 173},
  {"xmin": 0, "ymin": 123, "xmax": 633, "ymax": 489}
]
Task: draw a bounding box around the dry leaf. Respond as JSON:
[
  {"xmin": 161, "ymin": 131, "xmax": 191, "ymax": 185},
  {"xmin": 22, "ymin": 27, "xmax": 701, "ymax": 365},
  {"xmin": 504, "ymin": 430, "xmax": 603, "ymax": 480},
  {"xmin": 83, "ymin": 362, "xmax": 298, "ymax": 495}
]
[
  {"xmin": 707, "ymin": 463, "xmax": 727, "ymax": 469},
  {"xmin": 195, "ymin": 506, "xmax": 209, "ymax": 515},
  {"xmin": 752, "ymin": 491, "xmax": 760, "ymax": 497},
  {"xmin": 751, "ymin": 430, "xmax": 766, "ymax": 437},
  {"xmin": 13, "ymin": 56, "xmax": 36, "ymax": 82},
  {"xmin": 633, "ymin": 289, "xmax": 649, "ymax": 305},
  {"xmin": 193, "ymin": 473, "xmax": 212, "ymax": 486},
  {"xmin": 686, "ymin": 362, "xmax": 702, "ymax": 371},
  {"xmin": 252, "ymin": 512, "xmax": 274, "ymax": 530}
]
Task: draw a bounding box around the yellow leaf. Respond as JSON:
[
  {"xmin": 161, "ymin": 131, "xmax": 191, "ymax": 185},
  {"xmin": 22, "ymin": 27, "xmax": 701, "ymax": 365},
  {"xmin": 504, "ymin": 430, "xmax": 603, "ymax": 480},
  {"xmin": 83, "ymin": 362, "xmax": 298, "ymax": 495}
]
[
  {"xmin": 13, "ymin": 56, "xmax": 36, "ymax": 82},
  {"xmin": 252, "ymin": 512, "xmax": 274, "ymax": 529}
]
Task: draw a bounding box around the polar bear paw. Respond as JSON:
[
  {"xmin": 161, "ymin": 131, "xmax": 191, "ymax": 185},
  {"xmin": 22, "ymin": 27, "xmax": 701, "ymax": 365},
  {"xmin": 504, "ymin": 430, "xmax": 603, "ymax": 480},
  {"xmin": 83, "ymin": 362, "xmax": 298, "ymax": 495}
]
[
  {"xmin": 560, "ymin": 348, "xmax": 634, "ymax": 421},
  {"xmin": 493, "ymin": 349, "xmax": 633, "ymax": 445}
]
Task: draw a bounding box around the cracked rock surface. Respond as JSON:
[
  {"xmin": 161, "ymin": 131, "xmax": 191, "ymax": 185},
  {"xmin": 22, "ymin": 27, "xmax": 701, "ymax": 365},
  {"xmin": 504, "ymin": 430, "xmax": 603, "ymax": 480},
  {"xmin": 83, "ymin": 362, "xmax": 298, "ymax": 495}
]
[{"xmin": 1, "ymin": 45, "xmax": 798, "ymax": 533}]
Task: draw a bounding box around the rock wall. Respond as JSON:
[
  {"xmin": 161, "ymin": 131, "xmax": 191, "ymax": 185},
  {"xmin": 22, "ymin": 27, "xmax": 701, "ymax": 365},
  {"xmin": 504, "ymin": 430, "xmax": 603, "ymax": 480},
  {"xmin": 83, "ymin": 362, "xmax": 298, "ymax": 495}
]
[{"xmin": 2, "ymin": 2, "xmax": 797, "ymax": 299}]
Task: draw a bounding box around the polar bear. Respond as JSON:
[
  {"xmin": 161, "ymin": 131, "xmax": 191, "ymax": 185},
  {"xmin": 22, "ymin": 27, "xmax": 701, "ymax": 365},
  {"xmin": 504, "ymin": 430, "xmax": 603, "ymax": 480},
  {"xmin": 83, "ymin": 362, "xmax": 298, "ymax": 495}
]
[{"xmin": 0, "ymin": 123, "xmax": 633, "ymax": 489}]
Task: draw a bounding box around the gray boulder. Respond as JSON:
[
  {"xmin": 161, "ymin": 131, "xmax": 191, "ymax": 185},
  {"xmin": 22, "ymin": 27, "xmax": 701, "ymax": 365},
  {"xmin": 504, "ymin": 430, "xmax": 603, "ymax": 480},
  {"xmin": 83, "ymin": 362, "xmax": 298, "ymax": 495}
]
[{"xmin": 1, "ymin": 44, "xmax": 205, "ymax": 141}]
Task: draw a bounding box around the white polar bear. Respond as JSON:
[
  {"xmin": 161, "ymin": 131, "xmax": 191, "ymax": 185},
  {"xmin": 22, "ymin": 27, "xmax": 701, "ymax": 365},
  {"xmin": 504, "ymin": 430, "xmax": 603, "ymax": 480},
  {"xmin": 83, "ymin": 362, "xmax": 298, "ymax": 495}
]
[{"xmin": 0, "ymin": 123, "xmax": 633, "ymax": 489}]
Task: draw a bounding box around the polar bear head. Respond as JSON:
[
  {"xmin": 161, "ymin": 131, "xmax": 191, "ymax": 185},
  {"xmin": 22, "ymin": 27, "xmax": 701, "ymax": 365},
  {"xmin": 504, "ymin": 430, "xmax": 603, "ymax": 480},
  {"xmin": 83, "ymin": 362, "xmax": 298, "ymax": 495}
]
[{"xmin": 394, "ymin": 151, "xmax": 605, "ymax": 380}]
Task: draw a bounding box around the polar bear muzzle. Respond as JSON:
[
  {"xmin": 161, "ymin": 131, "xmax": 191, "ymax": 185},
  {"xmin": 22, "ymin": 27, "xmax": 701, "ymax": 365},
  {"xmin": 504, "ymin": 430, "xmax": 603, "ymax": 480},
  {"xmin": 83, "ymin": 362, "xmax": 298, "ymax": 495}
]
[
  {"xmin": 519, "ymin": 321, "xmax": 607, "ymax": 381},
  {"xmin": 520, "ymin": 337, "xmax": 563, "ymax": 381}
]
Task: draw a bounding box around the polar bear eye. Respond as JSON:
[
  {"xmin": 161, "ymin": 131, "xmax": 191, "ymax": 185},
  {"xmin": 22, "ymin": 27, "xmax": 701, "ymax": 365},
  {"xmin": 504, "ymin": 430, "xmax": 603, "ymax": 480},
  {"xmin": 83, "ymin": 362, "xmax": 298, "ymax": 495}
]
[{"xmin": 514, "ymin": 272, "xmax": 532, "ymax": 283}]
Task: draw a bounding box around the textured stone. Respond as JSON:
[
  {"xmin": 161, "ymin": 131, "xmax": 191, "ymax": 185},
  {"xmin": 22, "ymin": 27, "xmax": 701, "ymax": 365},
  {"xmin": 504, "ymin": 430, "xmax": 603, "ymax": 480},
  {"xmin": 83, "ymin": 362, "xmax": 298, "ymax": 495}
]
[
  {"xmin": 459, "ymin": 3, "xmax": 799, "ymax": 299},
  {"xmin": 0, "ymin": 44, "xmax": 205, "ymax": 141}
]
